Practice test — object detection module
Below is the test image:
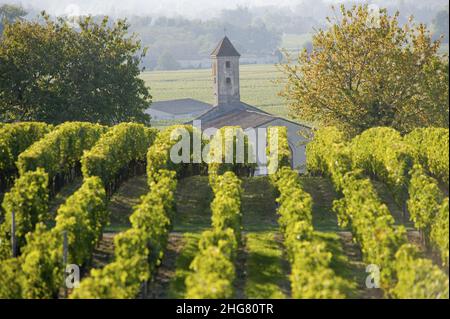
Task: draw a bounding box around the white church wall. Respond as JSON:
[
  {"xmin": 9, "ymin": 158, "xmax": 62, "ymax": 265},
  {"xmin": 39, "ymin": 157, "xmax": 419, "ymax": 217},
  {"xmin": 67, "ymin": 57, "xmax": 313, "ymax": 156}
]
[{"xmin": 258, "ymin": 119, "xmax": 311, "ymax": 173}]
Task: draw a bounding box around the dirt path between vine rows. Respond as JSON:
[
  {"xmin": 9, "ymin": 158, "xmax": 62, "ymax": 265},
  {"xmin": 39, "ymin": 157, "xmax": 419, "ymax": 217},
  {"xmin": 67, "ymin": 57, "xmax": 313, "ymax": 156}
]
[{"xmin": 147, "ymin": 233, "xmax": 184, "ymax": 299}]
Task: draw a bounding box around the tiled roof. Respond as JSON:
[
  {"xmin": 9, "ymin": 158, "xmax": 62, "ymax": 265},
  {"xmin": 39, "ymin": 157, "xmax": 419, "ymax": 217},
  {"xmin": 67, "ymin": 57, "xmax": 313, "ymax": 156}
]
[
  {"xmin": 200, "ymin": 109, "xmax": 275, "ymax": 129},
  {"xmin": 189, "ymin": 101, "xmax": 311, "ymax": 130},
  {"xmin": 146, "ymin": 99, "xmax": 212, "ymax": 115},
  {"xmin": 211, "ymin": 37, "xmax": 241, "ymax": 57},
  {"xmin": 192, "ymin": 101, "xmax": 269, "ymax": 122}
]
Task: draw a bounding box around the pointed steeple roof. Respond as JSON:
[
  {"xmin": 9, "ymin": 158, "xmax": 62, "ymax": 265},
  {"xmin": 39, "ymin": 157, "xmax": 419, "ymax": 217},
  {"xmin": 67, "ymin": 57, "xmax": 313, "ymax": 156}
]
[{"xmin": 211, "ymin": 36, "xmax": 241, "ymax": 57}]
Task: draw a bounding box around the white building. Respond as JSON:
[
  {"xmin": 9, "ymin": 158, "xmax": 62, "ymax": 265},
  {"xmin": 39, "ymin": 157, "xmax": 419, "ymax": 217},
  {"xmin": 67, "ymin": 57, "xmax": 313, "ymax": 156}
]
[
  {"xmin": 192, "ymin": 37, "xmax": 311, "ymax": 171},
  {"xmin": 146, "ymin": 37, "xmax": 312, "ymax": 171}
]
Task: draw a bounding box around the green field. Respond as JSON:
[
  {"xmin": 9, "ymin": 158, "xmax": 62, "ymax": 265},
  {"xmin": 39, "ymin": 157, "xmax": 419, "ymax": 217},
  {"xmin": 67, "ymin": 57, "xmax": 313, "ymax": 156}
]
[
  {"xmin": 281, "ymin": 33, "xmax": 313, "ymax": 52},
  {"xmin": 141, "ymin": 64, "xmax": 291, "ymax": 118}
]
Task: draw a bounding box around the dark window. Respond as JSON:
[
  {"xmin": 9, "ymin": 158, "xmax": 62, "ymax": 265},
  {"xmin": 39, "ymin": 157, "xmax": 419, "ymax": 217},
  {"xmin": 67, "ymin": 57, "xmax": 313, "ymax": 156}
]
[
  {"xmin": 226, "ymin": 61, "xmax": 231, "ymax": 68},
  {"xmin": 226, "ymin": 77, "xmax": 231, "ymax": 84}
]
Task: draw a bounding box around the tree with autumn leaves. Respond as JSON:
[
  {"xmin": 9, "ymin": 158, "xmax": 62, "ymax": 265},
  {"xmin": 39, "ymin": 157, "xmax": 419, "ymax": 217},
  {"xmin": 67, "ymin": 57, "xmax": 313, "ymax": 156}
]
[{"xmin": 281, "ymin": 5, "xmax": 449, "ymax": 135}]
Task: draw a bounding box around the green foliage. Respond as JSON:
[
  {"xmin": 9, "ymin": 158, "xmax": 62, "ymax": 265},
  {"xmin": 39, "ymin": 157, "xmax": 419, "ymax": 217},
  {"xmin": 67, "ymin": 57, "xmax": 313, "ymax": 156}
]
[
  {"xmin": 331, "ymin": 127, "xmax": 449, "ymax": 268},
  {"xmin": 0, "ymin": 14, "xmax": 151, "ymax": 124},
  {"xmin": 71, "ymin": 225, "xmax": 151, "ymax": 299},
  {"xmin": 393, "ymin": 244, "xmax": 449, "ymax": 299},
  {"xmin": 339, "ymin": 126, "xmax": 448, "ymax": 266},
  {"xmin": 17, "ymin": 122, "xmax": 106, "ymax": 181},
  {"xmin": 82, "ymin": 123, "xmax": 157, "ymax": 188},
  {"xmin": 197, "ymin": 228, "xmax": 238, "ymax": 260},
  {"xmin": 210, "ymin": 172, "xmax": 242, "ymax": 241},
  {"xmin": 210, "ymin": 192, "xmax": 242, "ymax": 236},
  {"xmin": 147, "ymin": 125, "xmax": 206, "ymax": 185},
  {"xmin": 0, "ymin": 169, "xmax": 49, "ymax": 259},
  {"xmin": 431, "ymin": 198, "xmax": 449, "ymax": 267},
  {"xmin": 0, "ymin": 122, "xmax": 52, "ymax": 188},
  {"xmin": 186, "ymin": 172, "xmax": 242, "ymax": 299},
  {"xmin": 53, "ymin": 177, "xmax": 107, "ymax": 266},
  {"xmin": 306, "ymin": 127, "xmax": 343, "ymax": 176},
  {"xmin": 350, "ymin": 127, "xmax": 413, "ymax": 204},
  {"xmin": 407, "ymin": 165, "xmax": 445, "ymax": 249},
  {"xmin": 113, "ymin": 228, "xmax": 150, "ymax": 283},
  {"xmin": 146, "ymin": 127, "xmax": 184, "ymax": 184},
  {"xmin": 0, "ymin": 258, "xmax": 22, "ymax": 298},
  {"xmin": 308, "ymin": 126, "xmax": 449, "ymax": 296},
  {"xmin": 333, "ymin": 173, "xmax": 407, "ymax": 289},
  {"xmin": 185, "ymin": 245, "xmax": 235, "ymax": 299},
  {"xmin": 130, "ymin": 170, "xmax": 176, "ymax": 270},
  {"xmin": 404, "ymin": 128, "xmax": 449, "ymax": 185},
  {"xmin": 271, "ymin": 168, "xmax": 313, "ymax": 234},
  {"xmin": 306, "ymin": 127, "xmax": 351, "ymax": 191},
  {"xmin": 281, "ymin": 5, "xmax": 449, "ymax": 135},
  {"xmin": 70, "ymin": 244, "xmax": 148, "ymax": 299},
  {"xmin": 270, "ymin": 167, "xmax": 350, "ymax": 299},
  {"xmin": 290, "ymin": 240, "xmax": 349, "ymax": 299},
  {"xmin": 72, "ymin": 170, "xmax": 177, "ymax": 299},
  {"xmin": 20, "ymin": 224, "xmax": 62, "ymax": 299},
  {"xmin": 273, "ymin": 141, "xmax": 350, "ymax": 298},
  {"xmin": 266, "ymin": 126, "xmax": 291, "ymax": 174},
  {"xmin": 0, "ymin": 174, "xmax": 109, "ymax": 298},
  {"xmin": 0, "ymin": 4, "xmax": 26, "ymax": 35}
]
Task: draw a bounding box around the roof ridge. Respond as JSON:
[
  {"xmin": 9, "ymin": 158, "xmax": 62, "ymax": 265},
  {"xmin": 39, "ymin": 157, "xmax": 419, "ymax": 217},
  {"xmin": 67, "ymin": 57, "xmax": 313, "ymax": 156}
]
[
  {"xmin": 211, "ymin": 36, "xmax": 241, "ymax": 57},
  {"xmin": 242, "ymin": 109, "xmax": 275, "ymax": 117},
  {"xmin": 239, "ymin": 102, "xmax": 272, "ymax": 115}
]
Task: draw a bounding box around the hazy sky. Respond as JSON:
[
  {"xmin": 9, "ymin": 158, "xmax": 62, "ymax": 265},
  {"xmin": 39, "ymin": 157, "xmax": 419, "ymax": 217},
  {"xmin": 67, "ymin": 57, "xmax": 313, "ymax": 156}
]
[
  {"xmin": 3, "ymin": 0, "xmax": 329, "ymax": 18},
  {"xmin": 1, "ymin": 0, "xmax": 448, "ymax": 19}
]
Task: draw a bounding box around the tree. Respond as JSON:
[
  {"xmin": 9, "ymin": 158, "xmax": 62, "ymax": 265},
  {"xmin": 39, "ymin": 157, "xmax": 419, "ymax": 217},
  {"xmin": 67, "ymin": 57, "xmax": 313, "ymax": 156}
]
[
  {"xmin": 274, "ymin": 49, "xmax": 284, "ymax": 63},
  {"xmin": 303, "ymin": 41, "xmax": 313, "ymax": 53},
  {"xmin": 280, "ymin": 5, "xmax": 449, "ymax": 135},
  {"xmin": 220, "ymin": 6, "xmax": 253, "ymax": 27},
  {"xmin": 0, "ymin": 4, "xmax": 27, "ymax": 34},
  {"xmin": 0, "ymin": 14, "xmax": 151, "ymax": 125},
  {"xmin": 155, "ymin": 52, "xmax": 181, "ymax": 71}
]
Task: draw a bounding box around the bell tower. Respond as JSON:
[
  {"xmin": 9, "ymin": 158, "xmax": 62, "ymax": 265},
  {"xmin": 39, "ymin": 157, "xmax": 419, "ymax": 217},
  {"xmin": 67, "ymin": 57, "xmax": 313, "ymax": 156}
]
[{"xmin": 211, "ymin": 36, "xmax": 241, "ymax": 106}]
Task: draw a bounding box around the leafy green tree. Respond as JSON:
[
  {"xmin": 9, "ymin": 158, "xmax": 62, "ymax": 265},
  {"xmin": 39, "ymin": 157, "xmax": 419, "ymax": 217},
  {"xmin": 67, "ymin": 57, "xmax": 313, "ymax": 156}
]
[
  {"xmin": 281, "ymin": 5, "xmax": 449, "ymax": 135},
  {"xmin": 0, "ymin": 14, "xmax": 151, "ymax": 125}
]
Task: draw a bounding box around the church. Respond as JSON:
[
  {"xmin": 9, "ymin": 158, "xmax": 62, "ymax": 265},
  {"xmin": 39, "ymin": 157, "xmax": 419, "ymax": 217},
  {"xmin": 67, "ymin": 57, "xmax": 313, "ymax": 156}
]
[{"xmin": 150, "ymin": 37, "xmax": 311, "ymax": 171}]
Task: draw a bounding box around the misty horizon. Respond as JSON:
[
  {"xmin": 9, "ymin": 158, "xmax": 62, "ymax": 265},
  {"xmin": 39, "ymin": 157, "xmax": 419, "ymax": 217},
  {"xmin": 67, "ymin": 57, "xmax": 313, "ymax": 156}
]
[
  {"xmin": 1, "ymin": 0, "xmax": 448, "ymax": 20},
  {"xmin": 1, "ymin": 0, "xmax": 448, "ymax": 70}
]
